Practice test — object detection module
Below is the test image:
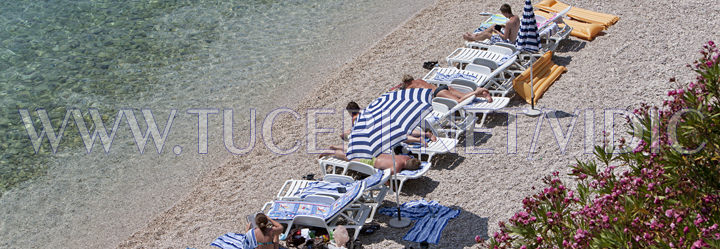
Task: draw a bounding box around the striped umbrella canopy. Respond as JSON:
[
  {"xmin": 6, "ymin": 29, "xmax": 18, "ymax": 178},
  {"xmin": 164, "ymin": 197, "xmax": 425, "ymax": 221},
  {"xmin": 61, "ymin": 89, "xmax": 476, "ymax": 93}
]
[
  {"xmin": 346, "ymin": 88, "xmax": 433, "ymax": 160},
  {"xmin": 516, "ymin": 0, "xmax": 540, "ymax": 52}
]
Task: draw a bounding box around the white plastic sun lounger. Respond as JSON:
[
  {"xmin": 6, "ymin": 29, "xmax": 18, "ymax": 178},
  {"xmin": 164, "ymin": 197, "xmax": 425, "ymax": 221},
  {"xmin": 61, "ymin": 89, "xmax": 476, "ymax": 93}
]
[
  {"xmin": 423, "ymin": 96, "xmax": 477, "ymax": 140},
  {"xmin": 463, "ymin": 61, "xmax": 515, "ymax": 97},
  {"xmin": 445, "ymin": 46, "xmax": 518, "ymax": 70},
  {"xmin": 263, "ymin": 181, "xmax": 369, "ymax": 242},
  {"xmin": 425, "ymin": 95, "xmax": 509, "ymax": 139},
  {"xmin": 404, "ymin": 137, "xmax": 459, "ymax": 162},
  {"xmin": 318, "ymin": 156, "xmax": 351, "ymax": 175},
  {"xmin": 392, "ymin": 160, "xmax": 432, "ymax": 195},
  {"xmin": 278, "ymin": 162, "xmax": 391, "ymax": 221},
  {"xmin": 421, "ymin": 67, "xmax": 490, "ymax": 88}
]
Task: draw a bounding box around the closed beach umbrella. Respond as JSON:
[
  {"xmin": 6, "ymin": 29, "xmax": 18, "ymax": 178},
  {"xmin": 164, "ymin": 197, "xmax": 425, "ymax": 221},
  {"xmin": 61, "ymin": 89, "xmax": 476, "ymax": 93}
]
[
  {"xmin": 517, "ymin": 0, "xmax": 542, "ymax": 112},
  {"xmin": 346, "ymin": 88, "xmax": 433, "ymax": 228},
  {"xmin": 516, "ymin": 0, "xmax": 540, "ymax": 52}
]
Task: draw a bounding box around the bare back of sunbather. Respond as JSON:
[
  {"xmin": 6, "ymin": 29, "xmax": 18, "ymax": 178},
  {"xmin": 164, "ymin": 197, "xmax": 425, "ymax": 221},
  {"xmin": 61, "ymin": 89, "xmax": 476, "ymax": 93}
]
[{"xmin": 402, "ymin": 77, "xmax": 493, "ymax": 103}]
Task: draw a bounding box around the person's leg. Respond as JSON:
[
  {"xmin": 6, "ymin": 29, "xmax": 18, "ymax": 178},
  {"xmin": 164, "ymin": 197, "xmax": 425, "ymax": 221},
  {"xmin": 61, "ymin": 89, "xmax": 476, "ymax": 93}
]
[
  {"xmin": 462, "ymin": 32, "xmax": 476, "ymax": 41},
  {"xmin": 409, "ymin": 129, "xmax": 437, "ymax": 142},
  {"xmin": 464, "ymin": 29, "xmax": 493, "ymax": 42},
  {"xmin": 405, "ymin": 135, "xmax": 428, "ymax": 147},
  {"xmin": 436, "ymin": 89, "xmax": 462, "ymax": 102},
  {"xmin": 453, "ymin": 87, "xmax": 493, "ymax": 103},
  {"xmin": 446, "ymin": 87, "xmax": 470, "ymax": 99},
  {"xmin": 473, "ymin": 88, "xmax": 493, "ymax": 103},
  {"xmin": 319, "ymin": 147, "xmax": 348, "ymax": 160}
]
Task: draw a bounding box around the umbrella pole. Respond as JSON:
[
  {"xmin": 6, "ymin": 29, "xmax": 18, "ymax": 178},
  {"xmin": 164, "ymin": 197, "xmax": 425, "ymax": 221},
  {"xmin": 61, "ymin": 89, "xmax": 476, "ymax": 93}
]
[
  {"xmin": 523, "ymin": 55, "xmax": 541, "ymax": 117},
  {"xmin": 388, "ymin": 146, "xmax": 411, "ymax": 228}
]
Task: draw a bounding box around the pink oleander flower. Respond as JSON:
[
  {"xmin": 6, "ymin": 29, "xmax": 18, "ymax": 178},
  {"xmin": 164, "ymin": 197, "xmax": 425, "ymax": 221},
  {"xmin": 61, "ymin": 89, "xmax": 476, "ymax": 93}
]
[
  {"xmin": 691, "ymin": 239, "xmax": 708, "ymax": 249},
  {"xmin": 666, "ymin": 209, "xmax": 674, "ymax": 217}
]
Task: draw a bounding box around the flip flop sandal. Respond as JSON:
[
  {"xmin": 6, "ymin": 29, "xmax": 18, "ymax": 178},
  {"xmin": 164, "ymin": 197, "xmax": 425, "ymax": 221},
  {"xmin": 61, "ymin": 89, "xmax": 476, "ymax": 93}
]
[{"xmin": 360, "ymin": 225, "xmax": 378, "ymax": 235}]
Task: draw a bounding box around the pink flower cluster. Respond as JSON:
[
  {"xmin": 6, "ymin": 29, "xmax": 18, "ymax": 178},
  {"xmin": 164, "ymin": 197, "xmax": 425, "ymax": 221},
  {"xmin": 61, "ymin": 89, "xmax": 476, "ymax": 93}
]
[{"xmin": 480, "ymin": 41, "xmax": 720, "ymax": 248}]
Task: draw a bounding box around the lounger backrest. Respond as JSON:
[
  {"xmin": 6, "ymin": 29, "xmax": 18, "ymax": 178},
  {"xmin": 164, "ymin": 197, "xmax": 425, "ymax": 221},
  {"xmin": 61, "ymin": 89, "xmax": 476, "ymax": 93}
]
[
  {"xmin": 465, "ymin": 63, "xmax": 492, "ymax": 75},
  {"xmin": 472, "ymin": 57, "xmax": 498, "ymax": 71},
  {"xmin": 267, "ymin": 181, "xmax": 364, "ymax": 222},
  {"xmin": 304, "ymin": 195, "xmax": 335, "ymax": 205},
  {"xmin": 539, "ymin": 6, "xmax": 572, "ymax": 30},
  {"xmin": 535, "ymin": 15, "xmax": 548, "ymax": 26},
  {"xmin": 292, "ymin": 215, "xmax": 329, "ymax": 230},
  {"xmin": 494, "ymin": 42, "xmax": 518, "ymax": 53},
  {"xmin": 488, "ymin": 45, "xmax": 513, "ymax": 56},
  {"xmin": 432, "ymin": 97, "xmax": 456, "ymax": 113},
  {"xmin": 450, "ymin": 79, "xmax": 478, "ymax": 92},
  {"xmin": 346, "ymin": 161, "xmax": 376, "ymax": 177}
]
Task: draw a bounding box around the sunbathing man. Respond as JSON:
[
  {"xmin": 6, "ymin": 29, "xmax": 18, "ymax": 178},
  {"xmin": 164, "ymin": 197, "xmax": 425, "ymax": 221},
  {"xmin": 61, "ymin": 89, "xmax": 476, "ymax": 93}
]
[
  {"xmin": 341, "ymin": 101, "xmax": 438, "ymax": 144},
  {"xmin": 463, "ymin": 4, "xmax": 520, "ymax": 44},
  {"xmin": 401, "ymin": 75, "xmax": 493, "ymax": 103},
  {"xmin": 319, "ymin": 146, "xmax": 421, "ymax": 174}
]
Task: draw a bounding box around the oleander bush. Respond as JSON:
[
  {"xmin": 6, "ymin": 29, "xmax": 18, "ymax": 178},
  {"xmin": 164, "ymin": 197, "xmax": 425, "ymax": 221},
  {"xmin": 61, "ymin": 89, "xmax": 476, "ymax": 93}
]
[{"xmin": 480, "ymin": 41, "xmax": 720, "ymax": 248}]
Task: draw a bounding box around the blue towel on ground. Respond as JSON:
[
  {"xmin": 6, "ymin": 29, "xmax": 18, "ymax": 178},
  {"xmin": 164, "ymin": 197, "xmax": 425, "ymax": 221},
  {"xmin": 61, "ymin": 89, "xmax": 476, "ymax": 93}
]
[
  {"xmin": 211, "ymin": 229, "xmax": 258, "ymax": 249},
  {"xmin": 378, "ymin": 200, "xmax": 460, "ymax": 244}
]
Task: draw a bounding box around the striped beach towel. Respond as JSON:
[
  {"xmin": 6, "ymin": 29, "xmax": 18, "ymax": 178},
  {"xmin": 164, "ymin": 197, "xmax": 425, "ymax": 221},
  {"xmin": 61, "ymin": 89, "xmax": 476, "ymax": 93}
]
[
  {"xmin": 433, "ymin": 72, "xmax": 479, "ymax": 83},
  {"xmin": 293, "ymin": 170, "xmax": 384, "ymax": 198},
  {"xmin": 473, "ymin": 14, "xmax": 509, "ymax": 33},
  {"xmin": 378, "ymin": 200, "xmax": 460, "ymax": 244},
  {"xmin": 211, "ymin": 229, "xmax": 258, "ymax": 249}
]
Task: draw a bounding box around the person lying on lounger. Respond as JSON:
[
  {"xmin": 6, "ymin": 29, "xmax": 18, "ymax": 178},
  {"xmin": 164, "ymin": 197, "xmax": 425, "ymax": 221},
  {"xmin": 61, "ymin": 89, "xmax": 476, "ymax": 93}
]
[
  {"xmin": 319, "ymin": 147, "xmax": 422, "ymax": 174},
  {"xmin": 462, "ymin": 3, "xmax": 520, "ymax": 44},
  {"xmin": 400, "ymin": 75, "xmax": 493, "ymax": 103}
]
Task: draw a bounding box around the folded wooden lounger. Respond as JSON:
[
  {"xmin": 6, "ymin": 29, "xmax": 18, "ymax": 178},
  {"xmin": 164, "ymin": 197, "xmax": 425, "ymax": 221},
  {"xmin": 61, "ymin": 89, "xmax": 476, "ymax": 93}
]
[
  {"xmin": 534, "ymin": 0, "xmax": 619, "ymax": 28},
  {"xmin": 512, "ymin": 51, "xmax": 567, "ymax": 104}
]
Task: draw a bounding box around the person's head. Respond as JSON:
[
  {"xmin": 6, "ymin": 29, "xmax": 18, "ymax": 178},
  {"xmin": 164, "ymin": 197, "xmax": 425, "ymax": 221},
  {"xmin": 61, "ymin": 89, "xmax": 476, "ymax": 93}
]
[
  {"xmin": 254, "ymin": 213, "xmax": 273, "ymax": 234},
  {"xmin": 500, "ymin": 4, "xmax": 512, "ymax": 17},
  {"xmin": 405, "ymin": 158, "xmax": 421, "ymax": 171},
  {"xmin": 333, "ymin": 225, "xmax": 350, "ymax": 247},
  {"xmin": 401, "ymin": 74, "xmax": 414, "ymax": 89},
  {"xmin": 346, "ymin": 101, "xmax": 361, "ymax": 122}
]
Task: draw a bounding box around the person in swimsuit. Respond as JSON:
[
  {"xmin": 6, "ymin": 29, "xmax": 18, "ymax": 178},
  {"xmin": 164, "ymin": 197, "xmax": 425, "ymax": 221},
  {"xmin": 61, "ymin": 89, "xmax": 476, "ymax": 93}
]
[
  {"xmin": 319, "ymin": 148, "xmax": 421, "ymax": 174},
  {"xmin": 247, "ymin": 213, "xmax": 283, "ymax": 249},
  {"xmin": 400, "ymin": 75, "xmax": 493, "ymax": 103},
  {"xmin": 463, "ymin": 4, "xmax": 521, "ymax": 44}
]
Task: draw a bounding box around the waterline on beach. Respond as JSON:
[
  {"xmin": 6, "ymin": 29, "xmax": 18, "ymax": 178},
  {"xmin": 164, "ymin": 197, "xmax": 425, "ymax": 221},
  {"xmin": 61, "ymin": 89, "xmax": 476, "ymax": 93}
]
[{"xmin": 0, "ymin": 0, "xmax": 433, "ymax": 247}]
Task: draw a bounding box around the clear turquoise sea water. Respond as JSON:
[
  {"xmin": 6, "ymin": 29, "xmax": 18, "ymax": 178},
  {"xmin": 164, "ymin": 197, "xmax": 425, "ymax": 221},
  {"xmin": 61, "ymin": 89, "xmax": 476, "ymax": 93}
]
[
  {"xmin": 0, "ymin": 0, "xmax": 424, "ymax": 191},
  {"xmin": 0, "ymin": 0, "xmax": 431, "ymax": 247}
]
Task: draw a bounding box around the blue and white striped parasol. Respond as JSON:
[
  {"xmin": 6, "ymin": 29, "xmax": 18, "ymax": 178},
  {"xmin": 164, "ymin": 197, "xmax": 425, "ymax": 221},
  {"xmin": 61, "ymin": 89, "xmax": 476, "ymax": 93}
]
[
  {"xmin": 516, "ymin": 0, "xmax": 540, "ymax": 52},
  {"xmin": 346, "ymin": 88, "xmax": 433, "ymax": 160}
]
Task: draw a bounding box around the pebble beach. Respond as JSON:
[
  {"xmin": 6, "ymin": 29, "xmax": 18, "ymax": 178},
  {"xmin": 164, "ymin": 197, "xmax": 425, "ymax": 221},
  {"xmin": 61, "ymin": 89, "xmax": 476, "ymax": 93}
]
[{"xmin": 116, "ymin": 0, "xmax": 720, "ymax": 248}]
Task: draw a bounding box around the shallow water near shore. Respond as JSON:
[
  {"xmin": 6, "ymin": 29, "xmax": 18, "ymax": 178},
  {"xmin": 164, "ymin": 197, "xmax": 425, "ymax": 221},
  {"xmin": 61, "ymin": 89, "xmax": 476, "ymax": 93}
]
[{"xmin": 0, "ymin": 0, "xmax": 432, "ymax": 247}]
